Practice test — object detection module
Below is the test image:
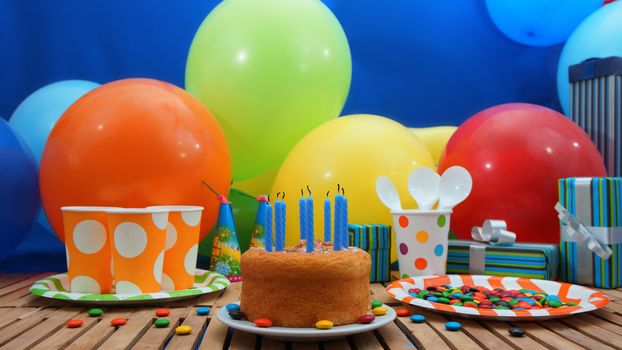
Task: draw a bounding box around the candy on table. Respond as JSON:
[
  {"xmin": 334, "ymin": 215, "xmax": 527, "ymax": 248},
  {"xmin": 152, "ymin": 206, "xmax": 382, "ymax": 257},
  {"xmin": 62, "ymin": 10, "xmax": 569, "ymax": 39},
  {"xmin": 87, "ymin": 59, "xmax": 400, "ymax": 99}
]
[
  {"xmin": 176, "ymin": 325, "xmax": 192, "ymax": 335},
  {"xmin": 445, "ymin": 321, "xmax": 462, "ymax": 331},
  {"xmin": 66, "ymin": 319, "xmax": 83, "ymax": 328},
  {"xmin": 315, "ymin": 320, "xmax": 333, "ymax": 329},
  {"xmin": 371, "ymin": 300, "xmax": 383, "ymax": 309},
  {"xmin": 372, "ymin": 307, "xmax": 388, "ymax": 316},
  {"xmin": 155, "ymin": 309, "xmax": 170, "ymax": 317},
  {"xmin": 396, "ymin": 309, "xmax": 410, "ymax": 317},
  {"xmin": 196, "ymin": 307, "xmax": 211, "ymax": 316},
  {"xmin": 87, "ymin": 308, "xmax": 103, "ymax": 317},
  {"xmin": 407, "ymin": 284, "xmax": 575, "ymax": 310},
  {"xmin": 154, "ymin": 319, "xmax": 170, "ymax": 328},
  {"xmin": 111, "ymin": 318, "xmax": 127, "ymax": 327},
  {"xmin": 254, "ymin": 318, "xmax": 273, "ymax": 327},
  {"xmin": 226, "ymin": 303, "xmax": 241, "ymax": 312},
  {"xmin": 410, "ymin": 315, "xmax": 426, "ymax": 323},
  {"xmin": 509, "ymin": 327, "xmax": 525, "ymax": 337},
  {"xmin": 229, "ymin": 310, "xmax": 246, "ymax": 320},
  {"xmin": 357, "ymin": 315, "xmax": 375, "ymax": 324}
]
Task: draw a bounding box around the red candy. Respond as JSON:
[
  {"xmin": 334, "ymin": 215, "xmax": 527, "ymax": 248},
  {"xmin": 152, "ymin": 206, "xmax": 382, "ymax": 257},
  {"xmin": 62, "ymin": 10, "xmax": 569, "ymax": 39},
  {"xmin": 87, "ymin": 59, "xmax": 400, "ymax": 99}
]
[
  {"xmin": 449, "ymin": 299, "xmax": 462, "ymax": 305},
  {"xmin": 515, "ymin": 301, "xmax": 532, "ymax": 310},
  {"xmin": 396, "ymin": 309, "xmax": 410, "ymax": 317},
  {"xmin": 254, "ymin": 318, "xmax": 273, "ymax": 327},
  {"xmin": 66, "ymin": 319, "xmax": 83, "ymax": 328},
  {"xmin": 111, "ymin": 318, "xmax": 127, "ymax": 326},
  {"xmin": 357, "ymin": 315, "xmax": 375, "ymax": 324},
  {"xmin": 155, "ymin": 309, "xmax": 170, "ymax": 317}
]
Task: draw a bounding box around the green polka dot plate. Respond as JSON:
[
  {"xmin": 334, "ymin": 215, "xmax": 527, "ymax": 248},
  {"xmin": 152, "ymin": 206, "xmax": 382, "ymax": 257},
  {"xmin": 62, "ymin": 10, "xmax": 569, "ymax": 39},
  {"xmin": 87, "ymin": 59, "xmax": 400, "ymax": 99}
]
[{"xmin": 29, "ymin": 269, "xmax": 230, "ymax": 305}]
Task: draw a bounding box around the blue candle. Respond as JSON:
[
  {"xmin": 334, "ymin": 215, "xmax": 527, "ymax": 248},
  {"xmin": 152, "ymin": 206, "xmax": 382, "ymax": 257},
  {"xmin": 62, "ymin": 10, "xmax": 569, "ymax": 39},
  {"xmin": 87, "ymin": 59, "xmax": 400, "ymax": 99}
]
[
  {"xmin": 334, "ymin": 195, "xmax": 342, "ymax": 251},
  {"xmin": 306, "ymin": 196, "xmax": 314, "ymax": 252},
  {"xmin": 299, "ymin": 196, "xmax": 306, "ymax": 242},
  {"xmin": 275, "ymin": 200, "xmax": 285, "ymax": 251},
  {"xmin": 265, "ymin": 202, "xmax": 272, "ymax": 252},
  {"xmin": 324, "ymin": 196, "xmax": 331, "ymax": 243},
  {"xmin": 342, "ymin": 195, "xmax": 348, "ymax": 248}
]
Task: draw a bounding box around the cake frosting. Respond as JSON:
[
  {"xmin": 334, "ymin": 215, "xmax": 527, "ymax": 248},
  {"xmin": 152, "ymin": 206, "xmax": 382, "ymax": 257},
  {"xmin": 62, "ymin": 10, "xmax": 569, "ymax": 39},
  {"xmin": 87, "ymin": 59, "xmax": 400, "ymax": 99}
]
[{"xmin": 240, "ymin": 240, "xmax": 371, "ymax": 327}]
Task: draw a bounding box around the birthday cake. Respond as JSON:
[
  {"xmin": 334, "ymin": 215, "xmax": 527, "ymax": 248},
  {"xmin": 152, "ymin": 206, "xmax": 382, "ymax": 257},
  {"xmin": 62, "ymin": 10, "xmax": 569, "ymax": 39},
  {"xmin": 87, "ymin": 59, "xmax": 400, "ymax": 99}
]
[{"xmin": 240, "ymin": 240, "xmax": 371, "ymax": 327}]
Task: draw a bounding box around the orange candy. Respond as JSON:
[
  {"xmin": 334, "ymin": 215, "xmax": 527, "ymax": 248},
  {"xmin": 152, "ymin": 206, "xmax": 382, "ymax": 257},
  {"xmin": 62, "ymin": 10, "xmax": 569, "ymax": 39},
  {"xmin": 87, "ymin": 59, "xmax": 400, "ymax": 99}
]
[
  {"xmin": 66, "ymin": 319, "xmax": 83, "ymax": 328},
  {"xmin": 111, "ymin": 318, "xmax": 127, "ymax": 327},
  {"xmin": 155, "ymin": 309, "xmax": 170, "ymax": 317},
  {"xmin": 396, "ymin": 309, "xmax": 410, "ymax": 317},
  {"xmin": 254, "ymin": 318, "xmax": 273, "ymax": 327}
]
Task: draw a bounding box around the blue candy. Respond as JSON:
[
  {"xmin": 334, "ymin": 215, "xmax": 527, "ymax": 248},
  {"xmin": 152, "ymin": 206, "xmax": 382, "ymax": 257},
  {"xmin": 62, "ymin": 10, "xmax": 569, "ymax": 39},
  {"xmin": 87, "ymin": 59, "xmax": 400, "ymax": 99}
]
[
  {"xmin": 410, "ymin": 315, "xmax": 426, "ymax": 323},
  {"xmin": 517, "ymin": 298, "xmax": 536, "ymax": 305},
  {"xmin": 426, "ymin": 296, "xmax": 439, "ymax": 302},
  {"xmin": 445, "ymin": 321, "xmax": 462, "ymax": 331},
  {"xmin": 196, "ymin": 307, "xmax": 211, "ymax": 316},
  {"xmin": 226, "ymin": 304, "xmax": 240, "ymax": 312}
]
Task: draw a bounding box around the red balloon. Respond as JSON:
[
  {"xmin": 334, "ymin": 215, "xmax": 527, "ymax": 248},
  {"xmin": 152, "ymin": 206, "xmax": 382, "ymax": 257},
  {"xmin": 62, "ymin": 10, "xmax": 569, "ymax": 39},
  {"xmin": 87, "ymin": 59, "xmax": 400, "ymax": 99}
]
[
  {"xmin": 40, "ymin": 79, "xmax": 231, "ymax": 242},
  {"xmin": 438, "ymin": 103, "xmax": 606, "ymax": 243}
]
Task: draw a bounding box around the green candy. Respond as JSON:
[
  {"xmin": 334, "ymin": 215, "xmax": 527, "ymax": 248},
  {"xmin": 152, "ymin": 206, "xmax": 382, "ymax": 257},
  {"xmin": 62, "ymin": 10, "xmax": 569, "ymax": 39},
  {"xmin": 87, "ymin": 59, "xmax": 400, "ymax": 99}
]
[
  {"xmin": 565, "ymin": 302, "xmax": 578, "ymax": 306},
  {"xmin": 434, "ymin": 292, "xmax": 443, "ymax": 297},
  {"xmin": 371, "ymin": 300, "xmax": 383, "ymax": 309},
  {"xmin": 442, "ymin": 291, "xmax": 450, "ymax": 298},
  {"xmin": 459, "ymin": 295, "xmax": 473, "ymax": 301},
  {"xmin": 547, "ymin": 299, "xmax": 562, "ymax": 308},
  {"xmin": 489, "ymin": 297, "xmax": 500, "ymax": 303},
  {"xmin": 453, "ymin": 302, "xmax": 463, "ymax": 307},
  {"xmin": 508, "ymin": 299, "xmax": 519, "ymax": 305},
  {"xmin": 417, "ymin": 291, "xmax": 429, "ymax": 299},
  {"xmin": 154, "ymin": 318, "xmax": 170, "ymax": 328},
  {"xmin": 87, "ymin": 308, "xmax": 103, "ymax": 317},
  {"xmin": 438, "ymin": 297, "xmax": 450, "ymax": 304},
  {"xmin": 495, "ymin": 305, "xmax": 509, "ymax": 310},
  {"xmin": 518, "ymin": 289, "xmax": 528, "ymax": 293}
]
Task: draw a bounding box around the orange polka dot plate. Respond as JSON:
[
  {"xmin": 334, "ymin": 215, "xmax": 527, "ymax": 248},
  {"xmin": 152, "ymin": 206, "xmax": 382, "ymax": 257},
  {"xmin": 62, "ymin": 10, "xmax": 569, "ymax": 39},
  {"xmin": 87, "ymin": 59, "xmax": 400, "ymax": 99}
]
[
  {"xmin": 29, "ymin": 269, "xmax": 229, "ymax": 305},
  {"xmin": 386, "ymin": 274, "xmax": 609, "ymax": 321}
]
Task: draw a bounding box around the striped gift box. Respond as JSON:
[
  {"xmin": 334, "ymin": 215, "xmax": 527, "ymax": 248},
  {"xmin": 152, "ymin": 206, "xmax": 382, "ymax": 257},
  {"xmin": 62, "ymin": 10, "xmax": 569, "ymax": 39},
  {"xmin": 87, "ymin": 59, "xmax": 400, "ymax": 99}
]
[
  {"xmin": 446, "ymin": 240, "xmax": 558, "ymax": 280},
  {"xmin": 569, "ymin": 56, "xmax": 622, "ymax": 177},
  {"xmin": 348, "ymin": 224, "xmax": 392, "ymax": 282},
  {"xmin": 559, "ymin": 177, "xmax": 622, "ymax": 288}
]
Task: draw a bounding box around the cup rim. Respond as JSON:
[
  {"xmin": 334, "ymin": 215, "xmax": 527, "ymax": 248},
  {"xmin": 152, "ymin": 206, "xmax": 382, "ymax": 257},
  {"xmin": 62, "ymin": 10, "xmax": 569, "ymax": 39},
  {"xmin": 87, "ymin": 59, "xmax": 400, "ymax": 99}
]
[
  {"xmin": 390, "ymin": 209, "xmax": 452, "ymax": 215},
  {"xmin": 61, "ymin": 206, "xmax": 122, "ymax": 212},
  {"xmin": 106, "ymin": 208, "xmax": 169, "ymax": 214},
  {"xmin": 146, "ymin": 205, "xmax": 204, "ymax": 212}
]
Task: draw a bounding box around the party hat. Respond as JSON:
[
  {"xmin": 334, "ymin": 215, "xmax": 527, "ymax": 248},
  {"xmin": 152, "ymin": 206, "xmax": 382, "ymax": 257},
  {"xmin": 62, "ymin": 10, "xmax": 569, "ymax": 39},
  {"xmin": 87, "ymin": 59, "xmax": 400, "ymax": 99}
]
[
  {"xmin": 210, "ymin": 194, "xmax": 242, "ymax": 282},
  {"xmin": 250, "ymin": 195, "xmax": 268, "ymax": 249}
]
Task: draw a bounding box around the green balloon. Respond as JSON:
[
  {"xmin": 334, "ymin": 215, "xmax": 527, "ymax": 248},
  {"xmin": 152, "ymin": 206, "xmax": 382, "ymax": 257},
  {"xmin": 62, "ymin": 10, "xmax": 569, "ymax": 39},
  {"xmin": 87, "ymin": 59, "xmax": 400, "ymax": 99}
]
[
  {"xmin": 198, "ymin": 188, "xmax": 259, "ymax": 261},
  {"xmin": 186, "ymin": 0, "xmax": 351, "ymax": 181}
]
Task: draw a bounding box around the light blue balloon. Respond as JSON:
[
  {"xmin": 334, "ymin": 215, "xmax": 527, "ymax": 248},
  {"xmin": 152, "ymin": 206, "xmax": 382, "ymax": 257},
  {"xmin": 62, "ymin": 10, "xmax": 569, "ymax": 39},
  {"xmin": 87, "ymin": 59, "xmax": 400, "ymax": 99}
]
[
  {"xmin": 9, "ymin": 80, "xmax": 99, "ymax": 235},
  {"xmin": 557, "ymin": 1, "xmax": 622, "ymax": 115},
  {"xmin": 486, "ymin": 0, "xmax": 602, "ymax": 46}
]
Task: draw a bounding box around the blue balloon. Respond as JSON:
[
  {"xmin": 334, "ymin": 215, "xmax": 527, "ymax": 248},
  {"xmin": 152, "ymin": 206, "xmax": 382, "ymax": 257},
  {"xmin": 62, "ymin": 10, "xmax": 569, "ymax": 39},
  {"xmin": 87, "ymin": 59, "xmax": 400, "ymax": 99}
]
[
  {"xmin": 486, "ymin": 0, "xmax": 602, "ymax": 47},
  {"xmin": 0, "ymin": 119, "xmax": 39, "ymax": 260},
  {"xmin": 9, "ymin": 80, "xmax": 99, "ymax": 235},
  {"xmin": 557, "ymin": 1, "xmax": 622, "ymax": 115}
]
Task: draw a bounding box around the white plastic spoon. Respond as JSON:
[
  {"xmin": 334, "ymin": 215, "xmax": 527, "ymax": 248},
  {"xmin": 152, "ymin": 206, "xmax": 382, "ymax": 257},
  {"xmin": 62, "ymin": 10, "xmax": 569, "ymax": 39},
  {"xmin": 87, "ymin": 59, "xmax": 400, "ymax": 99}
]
[
  {"xmin": 407, "ymin": 167, "xmax": 440, "ymax": 210},
  {"xmin": 375, "ymin": 176, "xmax": 403, "ymax": 211},
  {"xmin": 438, "ymin": 166, "xmax": 472, "ymax": 210}
]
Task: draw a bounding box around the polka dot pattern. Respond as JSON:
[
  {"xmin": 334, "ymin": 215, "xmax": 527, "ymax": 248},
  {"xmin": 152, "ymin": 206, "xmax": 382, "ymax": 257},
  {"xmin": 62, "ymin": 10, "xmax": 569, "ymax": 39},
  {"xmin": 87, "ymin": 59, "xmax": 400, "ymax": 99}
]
[
  {"xmin": 161, "ymin": 273, "xmax": 175, "ymax": 291},
  {"xmin": 71, "ymin": 275, "xmax": 101, "ymax": 294},
  {"xmin": 416, "ymin": 230, "xmax": 429, "ymax": 243},
  {"xmin": 181, "ymin": 211, "xmax": 201, "ymax": 227},
  {"xmin": 184, "ymin": 244, "xmax": 198, "ymax": 276},
  {"xmin": 434, "ymin": 244, "xmax": 444, "ymax": 257},
  {"xmin": 154, "ymin": 251, "xmax": 165, "ymax": 284},
  {"xmin": 399, "ymin": 243, "xmax": 408, "ymax": 255},
  {"xmin": 114, "ymin": 222, "xmax": 148, "ymax": 258},
  {"xmin": 73, "ymin": 220, "xmax": 107, "ymax": 254},
  {"xmin": 414, "ymin": 258, "xmax": 428, "ymax": 270},
  {"xmin": 165, "ymin": 223, "xmax": 178, "ymax": 251},
  {"xmin": 152, "ymin": 212, "xmax": 169, "ymax": 230},
  {"xmin": 116, "ymin": 280, "xmax": 143, "ymax": 294},
  {"xmin": 437, "ymin": 215, "xmax": 447, "ymax": 228},
  {"xmin": 399, "ymin": 216, "xmax": 409, "ymax": 228}
]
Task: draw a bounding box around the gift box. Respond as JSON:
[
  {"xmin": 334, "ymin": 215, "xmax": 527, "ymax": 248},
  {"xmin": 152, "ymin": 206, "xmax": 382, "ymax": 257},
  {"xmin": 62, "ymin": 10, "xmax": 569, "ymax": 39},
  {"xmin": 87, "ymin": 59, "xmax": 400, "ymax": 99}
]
[
  {"xmin": 569, "ymin": 56, "xmax": 622, "ymax": 177},
  {"xmin": 446, "ymin": 240, "xmax": 559, "ymax": 280},
  {"xmin": 348, "ymin": 224, "xmax": 392, "ymax": 282},
  {"xmin": 558, "ymin": 177, "xmax": 622, "ymax": 288}
]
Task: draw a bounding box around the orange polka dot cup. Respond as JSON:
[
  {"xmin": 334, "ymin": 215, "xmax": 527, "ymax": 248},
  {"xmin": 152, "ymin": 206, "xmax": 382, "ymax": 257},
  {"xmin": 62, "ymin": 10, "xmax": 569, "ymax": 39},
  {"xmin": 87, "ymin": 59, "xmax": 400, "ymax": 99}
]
[
  {"xmin": 392, "ymin": 209, "xmax": 451, "ymax": 278},
  {"xmin": 147, "ymin": 206, "xmax": 203, "ymax": 290},
  {"xmin": 61, "ymin": 206, "xmax": 120, "ymax": 294},
  {"xmin": 107, "ymin": 208, "xmax": 169, "ymax": 294}
]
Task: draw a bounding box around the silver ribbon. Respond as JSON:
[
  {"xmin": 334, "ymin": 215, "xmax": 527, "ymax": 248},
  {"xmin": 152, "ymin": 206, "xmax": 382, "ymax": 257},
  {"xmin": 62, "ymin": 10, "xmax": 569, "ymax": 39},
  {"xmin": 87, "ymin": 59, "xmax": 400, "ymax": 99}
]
[
  {"xmin": 469, "ymin": 220, "xmax": 516, "ymax": 275},
  {"xmin": 555, "ymin": 202, "xmax": 613, "ymax": 260}
]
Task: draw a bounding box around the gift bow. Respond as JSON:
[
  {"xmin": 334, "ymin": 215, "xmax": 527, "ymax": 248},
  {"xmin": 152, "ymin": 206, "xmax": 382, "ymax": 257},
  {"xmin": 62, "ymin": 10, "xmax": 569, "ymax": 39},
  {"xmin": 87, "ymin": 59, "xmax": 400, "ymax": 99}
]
[
  {"xmin": 555, "ymin": 202, "xmax": 612, "ymax": 260},
  {"xmin": 471, "ymin": 220, "xmax": 516, "ymax": 246}
]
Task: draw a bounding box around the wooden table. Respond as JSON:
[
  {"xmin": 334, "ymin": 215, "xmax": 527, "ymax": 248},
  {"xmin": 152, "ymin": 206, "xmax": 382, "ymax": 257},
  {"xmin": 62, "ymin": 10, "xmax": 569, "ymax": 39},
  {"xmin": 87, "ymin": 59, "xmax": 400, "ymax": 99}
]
[{"xmin": 1, "ymin": 273, "xmax": 622, "ymax": 349}]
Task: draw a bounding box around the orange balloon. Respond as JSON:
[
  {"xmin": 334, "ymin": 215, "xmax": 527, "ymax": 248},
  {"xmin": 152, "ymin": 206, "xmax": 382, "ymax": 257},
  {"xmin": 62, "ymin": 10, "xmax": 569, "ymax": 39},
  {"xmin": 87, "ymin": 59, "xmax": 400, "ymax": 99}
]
[{"xmin": 40, "ymin": 78, "xmax": 231, "ymax": 242}]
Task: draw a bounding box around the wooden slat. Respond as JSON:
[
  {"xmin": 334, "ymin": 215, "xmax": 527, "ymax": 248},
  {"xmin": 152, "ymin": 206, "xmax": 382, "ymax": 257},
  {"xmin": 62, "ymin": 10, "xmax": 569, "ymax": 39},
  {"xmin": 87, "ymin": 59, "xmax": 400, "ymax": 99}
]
[
  {"xmin": 412, "ymin": 309, "xmax": 481, "ymax": 350},
  {"xmin": 0, "ymin": 307, "xmax": 37, "ymax": 329},
  {"xmin": 376, "ymin": 322, "xmax": 416, "ymax": 349},
  {"xmin": 509, "ymin": 322, "xmax": 584, "ymax": 350},
  {"xmin": 369, "ymin": 283, "xmax": 396, "ymax": 305},
  {"xmin": 98, "ymin": 309, "xmax": 156, "ymax": 350},
  {"xmin": 593, "ymin": 308, "xmax": 622, "ymax": 326},
  {"xmin": 604, "ymin": 301, "xmax": 622, "ymax": 314},
  {"xmin": 558, "ymin": 316, "xmax": 622, "ymax": 348},
  {"xmin": 133, "ymin": 307, "xmax": 189, "ymax": 350},
  {"xmin": 291, "ymin": 342, "xmax": 319, "ymax": 350},
  {"xmin": 31, "ymin": 313, "xmax": 100, "ymax": 350},
  {"xmin": 0, "ymin": 273, "xmax": 50, "ymax": 297},
  {"xmin": 458, "ymin": 318, "xmax": 514, "ymax": 350},
  {"xmin": 166, "ymin": 312, "xmax": 209, "ymax": 350},
  {"xmin": 481, "ymin": 321, "xmax": 548, "ymax": 350},
  {"xmin": 0, "ymin": 307, "xmax": 55, "ymax": 346},
  {"xmin": 600, "ymin": 288, "xmax": 622, "ymax": 300},
  {"xmin": 0, "ymin": 307, "xmax": 82, "ymax": 349},
  {"xmin": 395, "ymin": 316, "xmax": 451, "ymax": 350},
  {"xmin": 64, "ymin": 310, "xmax": 132, "ymax": 350},
  {"xmin": 323, "ymin": 338, "xmax": 351, "ymax": 350},
  {"xmin": 537, "ymin": 320, "xmax": 615, "ymax": 350},
  {"xmin": 260, "ymin": 337, "xmax": 286, "ymax": 350},
  {"xmin": 0, "ymin": 274, "xmax": 34, "ymax": 289},
  {"xmin": 228, "ymin": 330, "xmax": 257, "ymax": 350},
  {"xmin": 577, "ymin": 313, "xmax": 622, "ymax": 335},
  {"xmin": 215, "ymin": 282, "xmax": 241, "ymax": 307},
  {"xmin": 198, "ymin": 309, "xmax": 229, "ymax": 350},
  {"xmin": 350, "ymin": 331, "xmax": 385, "ymax": 350}
]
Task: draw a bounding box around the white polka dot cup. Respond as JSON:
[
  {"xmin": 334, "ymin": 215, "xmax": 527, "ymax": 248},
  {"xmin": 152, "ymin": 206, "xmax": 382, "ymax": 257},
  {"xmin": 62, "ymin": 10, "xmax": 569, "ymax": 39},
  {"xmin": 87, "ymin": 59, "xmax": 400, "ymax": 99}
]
[
  {"xmin": 61, "ymin": 206, "xmax": 120, "ymax": 294},
  {"xmin": 107, "ymin": 208, "xmax": 169, "ymax": 294},
  {"xmin": 147, "ymin": 206, "xmax": 203, "ymax": 291},
  {"xmin": 392, "ymin": 209, "xmax": 451, "ymax": 279}
]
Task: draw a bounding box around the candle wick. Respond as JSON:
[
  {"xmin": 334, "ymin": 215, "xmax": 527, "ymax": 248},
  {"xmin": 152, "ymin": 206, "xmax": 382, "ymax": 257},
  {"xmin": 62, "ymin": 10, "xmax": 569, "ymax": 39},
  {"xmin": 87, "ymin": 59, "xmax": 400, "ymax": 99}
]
[
  {"xmin": 326, "ymin": 190, "xmax": 330, "ymax": 198},
  {"xmin": 307, "ymin": 185, "xmax": 312, "ymax": 196},
  {"xmin": 301, "ymin": 189, "xmax": 304, "ymax": 197},
  {"xmin": 282, "ymin": 192, "xmax": 286, "ymax": 200},
  {"xmin": 267, "ymin": 194, "xmax": 270, "ymax": 202},
  {"xmin": 337, "ymin": 183, "xmax": 340, "ymax": 193},
  {"xmin": 341, "ymin": 187, "xmax": 345, "ymax": 196}
]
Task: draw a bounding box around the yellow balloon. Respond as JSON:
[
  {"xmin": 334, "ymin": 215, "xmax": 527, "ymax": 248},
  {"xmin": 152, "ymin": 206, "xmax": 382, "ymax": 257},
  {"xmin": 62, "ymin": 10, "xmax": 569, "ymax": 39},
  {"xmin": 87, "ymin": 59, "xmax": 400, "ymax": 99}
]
[
  {"xmin": 271, "ymin": 114, "xmax": 435, "ymax": 262},
  {"xmin": 410, "ymin": 126, "xmax": 458, "ymax": 166},
  {"xmin": 232, "ymin": 168, "xmax": 278, "ymax": 197}
]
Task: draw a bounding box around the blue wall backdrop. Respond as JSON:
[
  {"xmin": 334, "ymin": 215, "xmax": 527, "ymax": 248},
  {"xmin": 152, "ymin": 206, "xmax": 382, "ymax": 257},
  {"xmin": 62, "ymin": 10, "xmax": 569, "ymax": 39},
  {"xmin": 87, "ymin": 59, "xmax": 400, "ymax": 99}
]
[{"xmin": 0, "ymin": 0, "xmax": 564, "ymax": 271}]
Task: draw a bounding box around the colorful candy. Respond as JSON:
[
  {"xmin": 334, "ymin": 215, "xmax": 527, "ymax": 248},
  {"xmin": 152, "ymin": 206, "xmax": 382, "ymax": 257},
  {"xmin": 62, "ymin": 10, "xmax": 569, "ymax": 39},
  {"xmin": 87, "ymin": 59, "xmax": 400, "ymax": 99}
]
[
  {"xmin": 111, "ymin": 318, "xmax": 127, "ymax": 327},
  {"xmin": 408, "ymin": 284, "xmax": 576, "ymax": 310},
  {"xmin": 226, "ymin": 304, "xmax": 241, "ymax": 312},
  {"xmin": 87, "ymin": 308, "xmax": 103, "ymax": 317},
  {"xmin": 254, "ymin": 318, "xmax": 273, "ymax": 327},
  {"xmin": 229, "ymin": 310, "xmax": 246, "ymax": 320},
  {"xmin": 396, "ymin": 309, "xmax": 410, "ymax": 317},
  {"xmin": 66, "ymin": 319, "xmax": 83, "ymax": 328},
  {"xmin": 154, "ymin": 319, "xmax": 170, "ymax": 328},
  {"xmin": 155, "ymin": 309, "xmax": 170, "ymax": 317},
  {"xmin": 372, "ymin": 307, "xmax": 388, "ymax": 316},
  {"xmin": 445, "ymin": 321, "xmax": 462, "ymax": 331},
  {"xmin": 509, "ymin": 327, "xmax": 525, "ymax": 337},
  {"xmin": 176, "ymin": 325, "xmax": 192, "ymax": 335},
  {"xmin": 196, "ymin": 307, "xmax": 211, "ymax": 316},
  {"xmin": 371, "ymin": 300, "xmax": 383, "ymax": 309},
  {"xmin": 410, "ymin": 315, "xmax": 426, "ymax": 323},
  {"xmin": 315, "ymin": 320, "xmax": 333, "ymax": 329},
  {"xmin": 357, "ymin": 315, "xmax": 375, "ymax": 324}
]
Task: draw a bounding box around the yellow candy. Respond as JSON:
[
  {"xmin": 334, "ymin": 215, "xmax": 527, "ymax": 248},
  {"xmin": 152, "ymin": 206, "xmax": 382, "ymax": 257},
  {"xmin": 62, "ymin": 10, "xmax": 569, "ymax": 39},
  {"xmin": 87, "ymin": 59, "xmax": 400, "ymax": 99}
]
[
  {"xmin": 175, "ymin": 325, "xmax": 192, "ymax": 335},
  {"xmin": 372, "ymin": 307, "xmax": 388, "ymax": 316},
  {"xmin": 524, "ymin": 293, "xmax": 533, "ymax": 297},
  {"xmin": 315, "ymin": 320, "xmax": 333, "ymax": 329}
]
